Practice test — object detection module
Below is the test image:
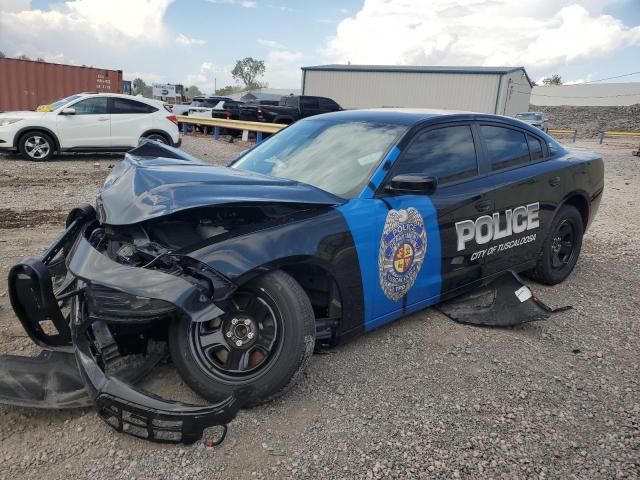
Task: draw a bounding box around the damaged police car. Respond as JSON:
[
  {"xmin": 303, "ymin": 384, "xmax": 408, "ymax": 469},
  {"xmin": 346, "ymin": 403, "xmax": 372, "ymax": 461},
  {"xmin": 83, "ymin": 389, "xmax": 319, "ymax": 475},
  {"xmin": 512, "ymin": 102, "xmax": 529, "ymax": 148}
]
[{"xmin": 1, "ymin": 109, "xmax": 603, "ymax": 443}]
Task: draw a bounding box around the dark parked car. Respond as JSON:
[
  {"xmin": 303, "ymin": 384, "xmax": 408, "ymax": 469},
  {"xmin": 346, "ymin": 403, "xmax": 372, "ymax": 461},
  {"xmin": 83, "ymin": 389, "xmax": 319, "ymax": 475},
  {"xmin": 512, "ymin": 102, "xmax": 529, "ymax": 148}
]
[
  {"xmin": 240, "ymin": 95, "xmax": 341, "ymax": 124},
  {"xmin": 1, "ymin": 110, "xmax": 603, "ymax": 444}
]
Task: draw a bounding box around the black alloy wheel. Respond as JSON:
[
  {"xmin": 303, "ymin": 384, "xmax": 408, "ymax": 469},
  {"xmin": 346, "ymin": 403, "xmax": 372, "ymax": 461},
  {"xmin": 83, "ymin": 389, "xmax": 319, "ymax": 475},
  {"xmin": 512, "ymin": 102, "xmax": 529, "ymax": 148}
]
[
  {"xmin": 550, "ymin": 220, "xmax": 577, "ymax": 271},
  {"xmin": 170, "ymin": 270, "xmax": 315, "ymax": 407},
  {"xmin": 190, "ymin": 290, "xmax": 281, "ymax": 378},
  {"xmin": 527, "ymin": 204, "xmax": 584, "ymax": 285}
]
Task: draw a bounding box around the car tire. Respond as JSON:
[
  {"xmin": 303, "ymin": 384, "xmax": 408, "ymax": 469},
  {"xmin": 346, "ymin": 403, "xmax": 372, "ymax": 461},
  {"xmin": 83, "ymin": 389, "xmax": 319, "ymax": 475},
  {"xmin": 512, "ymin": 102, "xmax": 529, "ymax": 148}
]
[
  {"xmin": 169, "ymin": 270, "xmax": 315, "ymax": 407},
  {"xmin": 19, "ymin": 131, "xmax": 55, "ymax": 161},
  {"xmin": 527, "ymin": 205, "xmax": 584, "ymax": 285},
  {"xmin": 143, "ymin": 133, "xmax": 170, "ymax": 144}
]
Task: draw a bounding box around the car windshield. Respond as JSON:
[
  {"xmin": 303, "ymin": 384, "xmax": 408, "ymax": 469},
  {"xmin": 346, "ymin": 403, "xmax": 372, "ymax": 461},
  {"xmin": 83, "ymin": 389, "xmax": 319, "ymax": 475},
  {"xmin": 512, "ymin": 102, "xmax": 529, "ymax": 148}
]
[
  {"xmin": 232, "ymin": 118, "xmax": 407, "ymax": 198},
  {"xmin": 516, "ymin": 113, "xmax": 543, "ymax": 121},
  {"xmin": 50, "ymin": 94, "xmax": 84, "ymax": 110}
]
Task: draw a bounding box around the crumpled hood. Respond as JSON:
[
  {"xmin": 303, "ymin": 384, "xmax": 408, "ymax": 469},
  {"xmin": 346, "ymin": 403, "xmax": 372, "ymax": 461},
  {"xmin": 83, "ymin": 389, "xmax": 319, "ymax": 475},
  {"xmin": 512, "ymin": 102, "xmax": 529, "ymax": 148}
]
[{"xmin": 96, "ymin": 141, "xmax": 342, "ymax": 225}]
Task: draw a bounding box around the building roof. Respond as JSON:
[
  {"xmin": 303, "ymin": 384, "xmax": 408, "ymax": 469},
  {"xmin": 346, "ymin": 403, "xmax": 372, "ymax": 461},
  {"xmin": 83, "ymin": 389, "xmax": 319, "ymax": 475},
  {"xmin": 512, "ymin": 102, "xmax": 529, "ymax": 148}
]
[{"xmin": 302, "ymin": 64, "xmax": 533, "ymax": 87}]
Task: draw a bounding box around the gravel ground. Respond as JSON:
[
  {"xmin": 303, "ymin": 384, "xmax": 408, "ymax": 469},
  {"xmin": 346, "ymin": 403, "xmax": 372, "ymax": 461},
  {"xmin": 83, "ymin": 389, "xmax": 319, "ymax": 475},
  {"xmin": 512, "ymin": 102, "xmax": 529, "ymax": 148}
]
[{"xmin": 0, "ymin": 135, "xmax": 638, "ymax": 480}]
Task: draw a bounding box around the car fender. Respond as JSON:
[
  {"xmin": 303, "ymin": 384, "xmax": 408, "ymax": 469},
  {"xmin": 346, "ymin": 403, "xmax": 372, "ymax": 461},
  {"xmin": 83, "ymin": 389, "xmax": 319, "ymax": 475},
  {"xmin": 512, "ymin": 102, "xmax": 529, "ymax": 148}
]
[
  {"xmin": 186, "ymin": 207, "xmax": 366, "ymax": 341},
  {"xmin": 13, "ymin": 125, "xmax": 61, "ymax": 151},
  {"xmin": 140, "ymin": 128, "xmax": 172, "ymax": 144}
]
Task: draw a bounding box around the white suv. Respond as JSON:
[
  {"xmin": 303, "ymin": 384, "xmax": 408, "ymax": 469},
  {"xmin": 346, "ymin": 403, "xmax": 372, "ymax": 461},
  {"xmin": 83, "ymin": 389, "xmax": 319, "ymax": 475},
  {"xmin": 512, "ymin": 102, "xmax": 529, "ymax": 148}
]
[{"xmin": 0, "ymin": 93, "xmax": 180, "ymax": 161}]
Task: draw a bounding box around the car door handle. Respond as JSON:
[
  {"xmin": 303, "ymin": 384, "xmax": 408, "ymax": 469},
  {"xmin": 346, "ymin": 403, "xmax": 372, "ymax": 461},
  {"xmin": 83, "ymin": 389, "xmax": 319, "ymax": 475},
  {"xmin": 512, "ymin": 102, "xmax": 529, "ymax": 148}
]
[
  {"xmin": 474, "ymin": 199, "xmax": 493, "ymax": 213},
  {"xmin": 549, "ymin": 176, "xmax": 561, "ymax": 187},
  {"xmin": 517, "ymin": 178, "xmax": 536, "ymax": 186},
  {"xmin": 97, "ymin": 117, "xmax": 109, "ymax": 122}
]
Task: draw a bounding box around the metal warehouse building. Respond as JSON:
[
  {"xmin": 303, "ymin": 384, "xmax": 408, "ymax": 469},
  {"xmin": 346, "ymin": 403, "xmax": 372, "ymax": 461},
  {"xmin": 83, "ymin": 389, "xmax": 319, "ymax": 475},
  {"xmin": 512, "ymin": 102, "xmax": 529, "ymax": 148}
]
[{"xmin": 301, "ymin": 65, "xmax": 533, "ymax": 116}]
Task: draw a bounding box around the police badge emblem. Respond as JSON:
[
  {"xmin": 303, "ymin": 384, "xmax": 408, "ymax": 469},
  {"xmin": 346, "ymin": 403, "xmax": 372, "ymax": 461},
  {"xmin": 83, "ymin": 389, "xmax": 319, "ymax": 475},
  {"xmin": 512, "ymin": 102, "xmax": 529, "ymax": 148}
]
[{"xmin": 378, "ymin": 208, "xmax": 427, "ymax": 301}]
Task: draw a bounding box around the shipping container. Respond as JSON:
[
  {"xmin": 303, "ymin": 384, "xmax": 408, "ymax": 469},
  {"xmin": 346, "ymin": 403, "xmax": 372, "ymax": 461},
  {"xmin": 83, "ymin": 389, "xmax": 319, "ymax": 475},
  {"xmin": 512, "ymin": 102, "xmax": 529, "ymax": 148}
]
[
  {"xmin": 301, "ymin": 65, "xmax": 532, "ymax": 117},
  {"xmin": 0, "ymin": 58, "xmax": 123, "ymax": 112}
]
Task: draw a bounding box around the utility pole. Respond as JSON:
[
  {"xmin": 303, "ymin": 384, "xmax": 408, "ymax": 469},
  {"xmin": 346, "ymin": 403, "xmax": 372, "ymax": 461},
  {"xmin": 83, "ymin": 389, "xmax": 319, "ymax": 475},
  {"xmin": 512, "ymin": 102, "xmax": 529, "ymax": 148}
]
[{"xmin": 214, "ymin": 77, "xmax": 217, "ymax": 95}]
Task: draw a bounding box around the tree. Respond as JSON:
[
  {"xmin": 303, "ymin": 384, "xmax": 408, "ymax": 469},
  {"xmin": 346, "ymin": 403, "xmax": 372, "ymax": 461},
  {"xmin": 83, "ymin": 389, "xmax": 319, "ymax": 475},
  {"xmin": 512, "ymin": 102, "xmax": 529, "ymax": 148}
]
[
  {"xmin": 186, "ymin": 85, "xmax": 202, "ymax": 98},
  {"xmin": 542, "ymin": 74, "xmax": 562, "ymax": 86},
  {"xmin": 36, "ymin": 57, "xmax": 45, "ymax": 62},
  {"xmin": 0, "ymin": 51, "xmax": 5, "ymax": 59},
  {"xmin": 16, "ymin": 54, "xmax": 31, "ymax": 60},
  {"xmin": 215, "ymin": 85, "xmax": 243, "ymax": 96},
  {"xmin": 133, "ymin": 78, "xmax": 147, "ymax": 96},
  {"xmin": 231, "ymin": 57, "xmax": 266, "ymax": 89}
]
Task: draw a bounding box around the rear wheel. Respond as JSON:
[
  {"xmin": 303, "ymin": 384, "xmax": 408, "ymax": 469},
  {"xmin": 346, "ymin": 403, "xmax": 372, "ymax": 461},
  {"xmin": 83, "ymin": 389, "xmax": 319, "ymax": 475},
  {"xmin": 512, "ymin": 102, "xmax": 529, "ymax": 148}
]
[
  {"xmin": 143, "ymin": 133, "xmax": 169, "ymax": 144},
  {"xmin": 169, "ymin": 270, "xmax": 315, "ymax": 407},
  {"xmin": 527, "ymin": 205, "xmax": 583, "ymax": 285},
  {"xmin": 19, "ymin": 132, "xmax": 54, "ymax": 161}
]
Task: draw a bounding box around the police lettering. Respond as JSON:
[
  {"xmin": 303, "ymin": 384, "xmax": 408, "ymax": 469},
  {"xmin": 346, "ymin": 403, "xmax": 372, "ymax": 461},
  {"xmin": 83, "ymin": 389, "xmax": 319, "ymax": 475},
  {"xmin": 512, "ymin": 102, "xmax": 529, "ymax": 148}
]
[{"xmin": 455, "ymin": 202, "xmax": 540, "ymax": 251}]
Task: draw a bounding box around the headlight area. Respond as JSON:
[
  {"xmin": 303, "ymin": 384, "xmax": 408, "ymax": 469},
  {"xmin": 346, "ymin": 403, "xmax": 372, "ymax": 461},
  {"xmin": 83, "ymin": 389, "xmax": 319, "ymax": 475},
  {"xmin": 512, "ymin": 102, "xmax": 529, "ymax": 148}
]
[
  {"xmin": 1, "ymin": 209, "xmax": 241, "ymax": 444},
  {"xmin": 85, "ymin": 284, "xmax": 176, "ymax": 321},
  {"xmin": 0, "ymin": 118, "xmax": 24, "ymax": 127}
]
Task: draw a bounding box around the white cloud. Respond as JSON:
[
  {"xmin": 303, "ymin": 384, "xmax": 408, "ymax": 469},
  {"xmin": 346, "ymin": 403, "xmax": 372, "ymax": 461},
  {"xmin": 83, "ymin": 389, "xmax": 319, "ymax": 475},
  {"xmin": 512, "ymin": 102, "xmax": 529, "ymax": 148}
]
[
  {"xmin": 207, "ymin": 0, "xmax": 256, "ymax": 7},
  {"xmin": 0, "ymin": 0, "xmax": 173, "ymax": 48},
  {"xmin": 176, "ymin": 33, "xmax": 205, "ymax": 46},
  {"xmin": 264, "ymin": 48, "xmax": 305, "ymax": 87},
  {"xmin": 182, "ymin": 62, "xmax": 236, "ymax": 92},
  {"xmin": 324, "ymin": 0, "xmax": 640, "ymax": 78},
  {"xmin": 258, "ymin": 38, "xmax": 287, "ymax": 49},
  {"xmin": 0, "ymin": 0, "xmax": 30, "ymax": 12},
  {"xmin": 124, "ymin": 71, "xmax": 164, "ymax": 83}
]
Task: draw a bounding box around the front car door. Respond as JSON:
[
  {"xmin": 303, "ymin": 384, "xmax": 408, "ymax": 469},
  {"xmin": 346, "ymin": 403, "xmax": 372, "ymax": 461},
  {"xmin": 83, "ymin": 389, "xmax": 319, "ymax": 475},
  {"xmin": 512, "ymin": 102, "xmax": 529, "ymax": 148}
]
[
  {"xmin": 339, "ymin": 122, "xmax": 489, "ymax": 331},
  {"xmin": 56, "ymin": 97, "xmax": 110, "ymax": 148}
]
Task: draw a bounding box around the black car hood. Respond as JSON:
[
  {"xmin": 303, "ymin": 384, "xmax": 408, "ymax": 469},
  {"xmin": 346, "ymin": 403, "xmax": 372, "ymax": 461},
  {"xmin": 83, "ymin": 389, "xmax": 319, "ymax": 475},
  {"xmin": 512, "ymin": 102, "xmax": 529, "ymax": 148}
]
[{"xmin": 96, "ymin": 141, "xmax": 343, "ymax": 225}]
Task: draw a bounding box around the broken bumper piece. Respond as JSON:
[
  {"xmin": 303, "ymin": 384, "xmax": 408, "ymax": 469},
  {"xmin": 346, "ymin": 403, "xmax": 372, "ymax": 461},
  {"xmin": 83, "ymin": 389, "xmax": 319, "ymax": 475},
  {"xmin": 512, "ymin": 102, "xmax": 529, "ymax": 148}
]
[
  {"xmin": 437, "ymin": 271, "xmax": 572, "ymax": 326},
  {"xmin": 74, "ymin": 328, "xmax": 238, "ymax": 444},
  {"xmin": 1, "ymin": 211, "xmax": 240, "ymax": 444}
]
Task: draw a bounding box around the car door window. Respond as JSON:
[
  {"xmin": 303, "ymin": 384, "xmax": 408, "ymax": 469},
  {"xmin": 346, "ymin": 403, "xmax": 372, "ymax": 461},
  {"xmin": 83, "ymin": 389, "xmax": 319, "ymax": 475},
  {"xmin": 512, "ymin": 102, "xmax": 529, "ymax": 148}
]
[
  {"xmin": 301, "ymin": 98, "xmax": 319, "ymax": 109},
  {"xmin": 527, "ymin": 134, "xmax": 544, "ymax": 161},
  {"xmin": 72, "ymin": 97, "xmax": 108, "ymax": 115},
  {"xmin": 111, "ymin": 98, "xmax": 156, "ymax": 114},
  {"xmin": 481, "ymin": 125, "xmax": 530, "ymax": 171},
  {"xmin": 395, "ymin": 125, "xmax": 478, "ymax": 184}
]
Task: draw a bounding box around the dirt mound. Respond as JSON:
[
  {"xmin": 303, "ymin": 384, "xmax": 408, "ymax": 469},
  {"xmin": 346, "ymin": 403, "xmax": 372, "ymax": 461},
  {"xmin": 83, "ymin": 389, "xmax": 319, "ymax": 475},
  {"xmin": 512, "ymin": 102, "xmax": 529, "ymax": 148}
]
[{"xmin": 531, "ymin": 104, "xmax": 640, "ymax": 138}]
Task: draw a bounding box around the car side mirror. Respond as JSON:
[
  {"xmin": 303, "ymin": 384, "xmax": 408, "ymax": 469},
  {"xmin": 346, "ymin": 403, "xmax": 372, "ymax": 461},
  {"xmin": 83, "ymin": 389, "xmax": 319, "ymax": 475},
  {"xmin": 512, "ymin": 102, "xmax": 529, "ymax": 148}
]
[
  {"xmin": 60, "ymin": 107, "xmax": 76, "ymax": 115},
  {"xmin": 385, "ymin": 175, "xmax": 438, "ymax": 195}
]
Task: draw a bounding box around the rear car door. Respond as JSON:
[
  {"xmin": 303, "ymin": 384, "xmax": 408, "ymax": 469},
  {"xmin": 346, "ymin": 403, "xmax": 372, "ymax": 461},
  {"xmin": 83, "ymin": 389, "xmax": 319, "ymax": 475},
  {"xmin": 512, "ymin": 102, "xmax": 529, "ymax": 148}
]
[
  {"xmin": 109, "ymin": 97, "xmax": 158, "ymax": 147},
  {"xmin": 473, "ymin": 123, "xmax": 556, "ymax": 276},
  {"xmin": 56, "ymin": 97, "xmax": 110, "ymax": 148}
]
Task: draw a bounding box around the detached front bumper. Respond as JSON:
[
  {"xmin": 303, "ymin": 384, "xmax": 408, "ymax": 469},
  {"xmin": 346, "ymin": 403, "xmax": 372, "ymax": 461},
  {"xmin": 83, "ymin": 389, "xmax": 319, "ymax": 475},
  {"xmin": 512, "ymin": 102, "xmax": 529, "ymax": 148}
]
[{"xmin": 1, "ymin": 206, "xmax": 240, "ymax": 444}]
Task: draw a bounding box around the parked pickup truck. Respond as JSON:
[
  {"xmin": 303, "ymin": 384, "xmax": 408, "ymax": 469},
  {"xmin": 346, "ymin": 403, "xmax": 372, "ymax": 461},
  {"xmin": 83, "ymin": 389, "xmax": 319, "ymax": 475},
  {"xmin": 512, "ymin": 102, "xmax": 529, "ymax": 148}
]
[
  {"xmin": 172, "ymin": 96, "xmax": 234, "ymax": 116},
  {"xmin": 240, "ymin": 95, "xmax": 341, "ymax": 125}
]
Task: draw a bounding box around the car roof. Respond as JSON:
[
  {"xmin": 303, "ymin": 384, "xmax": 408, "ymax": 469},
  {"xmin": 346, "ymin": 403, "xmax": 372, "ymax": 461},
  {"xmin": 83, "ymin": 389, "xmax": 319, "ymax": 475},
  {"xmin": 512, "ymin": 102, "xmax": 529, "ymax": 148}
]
[{"xmin": 309, "ymin": 108, "xmax": 523, "ymax": 126}]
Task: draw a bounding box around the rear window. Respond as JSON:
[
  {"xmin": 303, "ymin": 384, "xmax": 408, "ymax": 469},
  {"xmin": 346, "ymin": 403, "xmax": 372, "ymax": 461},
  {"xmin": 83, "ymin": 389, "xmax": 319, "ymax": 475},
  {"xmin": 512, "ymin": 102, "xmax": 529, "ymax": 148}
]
[
  {"xmin": 111, "ymin": 98, "xmax": 157, "ymax": 114},
  {"xmin": 480, "ymin": 125, "xmax": 530, "ymax": 171},
  {"xmin": 527, "ymin": 134, "xmax": 544, "ymax": 161}
]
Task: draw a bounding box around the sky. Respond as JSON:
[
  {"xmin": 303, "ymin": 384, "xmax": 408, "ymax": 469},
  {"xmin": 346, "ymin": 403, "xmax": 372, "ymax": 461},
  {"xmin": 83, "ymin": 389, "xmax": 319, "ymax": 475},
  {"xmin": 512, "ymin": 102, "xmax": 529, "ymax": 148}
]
[{"xmin": 0, "ymin": 0, "xmax": 639, "ymax": 94}]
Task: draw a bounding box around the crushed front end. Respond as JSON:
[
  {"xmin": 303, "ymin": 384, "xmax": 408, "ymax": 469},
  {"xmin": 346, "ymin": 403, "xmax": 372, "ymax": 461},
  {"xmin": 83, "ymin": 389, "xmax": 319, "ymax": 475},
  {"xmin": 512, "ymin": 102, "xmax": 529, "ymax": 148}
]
[{"xmin": 2, "ymin": 203, "xmax": 240, "ymax": 444}]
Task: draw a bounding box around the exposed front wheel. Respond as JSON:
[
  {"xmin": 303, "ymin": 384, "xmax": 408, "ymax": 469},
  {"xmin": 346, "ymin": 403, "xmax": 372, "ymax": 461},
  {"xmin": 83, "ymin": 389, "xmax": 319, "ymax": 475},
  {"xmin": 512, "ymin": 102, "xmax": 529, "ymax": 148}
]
[
  {"xmin": 169, "ymin": 270, "xmax": 315, "ymax": 407},
  {"xmin": 527, "ymin": 205, "xmax": 584, "ymax": 285},
  {"xmin": 19, "ymin": 132, "xmax": 54, "ymax": 161}
]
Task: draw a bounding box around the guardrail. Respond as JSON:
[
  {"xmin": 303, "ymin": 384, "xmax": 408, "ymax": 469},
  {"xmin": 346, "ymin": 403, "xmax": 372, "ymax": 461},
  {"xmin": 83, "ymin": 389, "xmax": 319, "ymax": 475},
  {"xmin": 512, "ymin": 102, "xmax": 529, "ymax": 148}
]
[
  {"xmin": 599, "ymin": 130, "xmax": 640, "ymax": 144},
  {"xmin": 176, "ymin": 115, "xmax": 286, "ymax": 143},
  {"xmin": 547, "ymin": 128, "xmax": 577, "ymax": 143}
]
